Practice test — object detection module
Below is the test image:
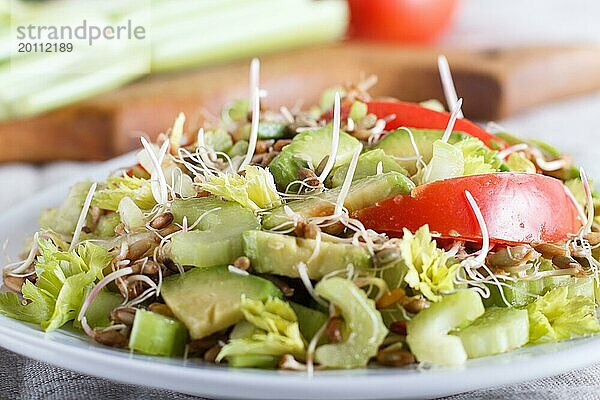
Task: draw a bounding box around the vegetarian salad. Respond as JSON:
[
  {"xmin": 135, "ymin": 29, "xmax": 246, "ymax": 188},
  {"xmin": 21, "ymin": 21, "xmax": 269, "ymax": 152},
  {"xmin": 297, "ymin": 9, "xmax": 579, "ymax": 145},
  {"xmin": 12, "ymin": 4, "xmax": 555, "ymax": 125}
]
[{"xmin": 1, "ymin": 57, "xmax": 599, "ymax": 372}]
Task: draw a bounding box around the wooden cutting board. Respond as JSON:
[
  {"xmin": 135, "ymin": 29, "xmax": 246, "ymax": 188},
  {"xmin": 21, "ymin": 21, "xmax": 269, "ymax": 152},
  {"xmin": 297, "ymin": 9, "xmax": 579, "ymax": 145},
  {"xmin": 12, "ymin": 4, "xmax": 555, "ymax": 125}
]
[{"xmin": 3, "ymin": 42, "xmax": 600, "ymax": 163}]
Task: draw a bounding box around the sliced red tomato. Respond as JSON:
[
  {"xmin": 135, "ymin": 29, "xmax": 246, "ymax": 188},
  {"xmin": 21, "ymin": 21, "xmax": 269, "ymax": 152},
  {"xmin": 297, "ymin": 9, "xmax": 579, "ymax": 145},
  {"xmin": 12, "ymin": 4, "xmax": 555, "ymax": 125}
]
[
  {"xmin": 323, "ymin": 101, "xmax": 507, "ymax": 149},
  {"xmin": 355, "ymin": 173, "xmax": 581, "ymax": 245},
  {"xmin": 347, "ymin": 0, "xmax": 459, "ymax": 44},
  {"xmin": 366, "ymin": 101, "xmax": 507, "ymax": 149}
]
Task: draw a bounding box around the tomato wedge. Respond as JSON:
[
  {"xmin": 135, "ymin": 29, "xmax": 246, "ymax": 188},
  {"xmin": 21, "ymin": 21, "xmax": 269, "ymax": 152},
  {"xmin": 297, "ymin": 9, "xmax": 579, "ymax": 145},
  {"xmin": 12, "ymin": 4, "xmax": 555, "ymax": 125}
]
[
  {"xmin": 324, "ymin": 101, "xmax": 507, "ymax": 149},
  {"xmin": 367, "ymin": 101, "xmax": 507, "ymax": 149},
  {"xmin": 355, "ymin": 173, "xmax": 581, "ymax": 245}
]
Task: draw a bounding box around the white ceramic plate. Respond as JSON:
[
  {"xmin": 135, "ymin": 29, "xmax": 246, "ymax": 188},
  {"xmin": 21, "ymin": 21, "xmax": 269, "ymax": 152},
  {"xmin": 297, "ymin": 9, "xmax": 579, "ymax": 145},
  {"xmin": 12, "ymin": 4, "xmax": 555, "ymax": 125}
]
[{"xmin": 0, "ymin": 154, "xmax": 599, "ymax": 400}]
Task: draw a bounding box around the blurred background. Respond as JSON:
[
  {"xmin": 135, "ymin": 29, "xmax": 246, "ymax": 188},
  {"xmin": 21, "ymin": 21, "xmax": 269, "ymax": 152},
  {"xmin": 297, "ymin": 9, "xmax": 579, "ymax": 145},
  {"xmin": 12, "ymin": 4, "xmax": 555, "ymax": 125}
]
[{"xmin": 1, "ymin": 0, "xmax": 599, "ymax": 208}]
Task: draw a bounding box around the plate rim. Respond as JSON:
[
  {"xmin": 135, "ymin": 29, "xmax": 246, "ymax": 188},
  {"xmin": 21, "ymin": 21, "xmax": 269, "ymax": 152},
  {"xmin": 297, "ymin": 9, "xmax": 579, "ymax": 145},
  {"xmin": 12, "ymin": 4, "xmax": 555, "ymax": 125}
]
[{"xmin": 1, "ymin": 153, "xmax": 599, "ymax": 399}]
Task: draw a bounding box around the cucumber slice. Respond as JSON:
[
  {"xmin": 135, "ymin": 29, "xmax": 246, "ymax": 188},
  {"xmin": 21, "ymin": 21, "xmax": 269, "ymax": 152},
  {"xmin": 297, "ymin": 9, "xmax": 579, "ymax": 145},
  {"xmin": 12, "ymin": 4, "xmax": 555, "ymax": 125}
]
[
  {"xmin": 170, "ymin": 197, "xmax": 260, "ymax": 267},
  {"xmin": 171, "ymin": 197, "xmax": 259, "ymax": 233},
  {"xmin": 329, "ymin": 149, "xmax": 407, "ymax": 187},
  {"xmin": 374, "ymin": 128, "xmax": 469, "ymax": 175},
  {"xmin": 453, "ymin": 307, "xmax": 529, "ymax": 359},
  {"xmin": 262, "ymin": 172, "xmax": 414, "ymax": 231},
  {"xmin": 314, "ymin": 278, "xmax": 388, "ymax": 369},
  {"xmin": 242, "ymin": 230, "xmax": 372, "ymax": 279},
  {"xmin": 406, "ymin": 290, "xmax": 484, "ymax": 366},
  {"xmin": 161, "ymin": 266, "xmax": 281, "ymax": 339},
  {"xmin": 128, "ymin": 309, "xmax": 188, "ymax": 357},
  {"xmin": 170, "ymin": 230, "xmax": 243, "ymax": 267},
  {"xmin": 269, "ymin": 124, "xmax": 360, "ymax": 190}
]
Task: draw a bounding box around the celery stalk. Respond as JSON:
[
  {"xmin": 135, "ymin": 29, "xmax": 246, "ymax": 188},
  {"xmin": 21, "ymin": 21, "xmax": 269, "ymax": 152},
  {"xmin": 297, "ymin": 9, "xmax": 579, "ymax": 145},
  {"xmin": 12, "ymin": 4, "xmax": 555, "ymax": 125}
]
[{"xmin": 151, "ymin": 0, "xmax": 347, "ymax": 72}]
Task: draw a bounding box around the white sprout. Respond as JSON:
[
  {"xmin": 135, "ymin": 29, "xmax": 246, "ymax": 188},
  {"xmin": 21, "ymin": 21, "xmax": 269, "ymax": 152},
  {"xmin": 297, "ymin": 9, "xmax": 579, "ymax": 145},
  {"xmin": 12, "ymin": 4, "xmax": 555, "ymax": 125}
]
[
  {"xmin": 280, "ymin": 106, "xmax": 295, "ymax": 124},
  {"xmin": 69, "ymin": 183, "xmax": 97, "ymax": 252},
  {"xmin": 306, "ymin": 229, "xmax": 322, "ymax": 266},
  {"xmin": 346, "ymin": 117, "xmax": 355, "ymax": 132},
  {"xmin": 141, "ymin": 137, "xmax": 169, "ymax": 205},
  {"xmin": 464, "ymin": 191, "xmax": 489, "ymax": 265},
  {"xmin": 441, "ymin": 98, "xmax": 463, "ymax": 143},
  {"xmin": 400, "ymin": 127, "xmax": 427, "ymax": 172},
  {"xmin": 461, "ymin": 190, "xmax": 511, "ymax": 306},
  {"xmin": 187, "ymin": 207, "xmax": 221, "ymax": 231},
  {"xmin": 334, "ymin": 144, "xmax": 362, "ymax": 216},
  {"xmin": 239, "ymin": 58, "xmax": 261, "ymax": 171},
  {"xmin": 437, "ymin": 55, "xmax": 464, "ymax": 118},
  {"xmin": 296, "ymin": 262, "xmax": 328, "ymax": 308},
  {"xmin": 318, "ymin": 91, "xmax": 341, "ymax": 182},
  {"xmin": 196, "ymin": 128, "xmax": 217, "ymax": 168},
  {"xmin": 78, "ymin": 267, "xmax": 134, "ymax": 337},
  {"xmin": 228, "ymin": 265, "xmax": 250, "ymax": 276},
  {"xmin": 580, "ymin": 168, "xmax": 594, "ymax": 235},
  {"xmin": 496, "ymin": 143, "xmax": 529, "ymax": 160},
  {"xmin": 6, "ymin": 232, "xmax": 39, "ymax": 275},
  {"xmin": 530, "ymin": 148, "xmax": 567, "ymax": 171},
  {"xmin": 376, "ymin": 161, "xmax": 383, "ymax": 175},
  {"xmin": 305, "ymin": 319, "xmax": 327, "ymax": 379}
]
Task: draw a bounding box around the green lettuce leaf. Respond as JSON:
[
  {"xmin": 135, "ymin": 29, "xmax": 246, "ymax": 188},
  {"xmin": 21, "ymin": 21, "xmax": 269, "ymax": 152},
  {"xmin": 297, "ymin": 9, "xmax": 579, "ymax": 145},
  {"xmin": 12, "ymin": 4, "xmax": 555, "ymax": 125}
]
[
  {"xmin": 454, "ymin": 137, "xmax": 503, "ymax": 176},
  {"xmin": 527, "ymin": 286, "xmax": 600, "ymax": 343},
  {"xmin": 202, "ymin": 166, "xmax": 281, "ymax": 211},
  {"xmin": 0, "ymin": 238, "xmax": 112, "ymax": 332},
  {"xmin": 418, "ymin": 138, "xmax": 503, "ymax": 185},
  {"xmin": 419, "ymin": 140, "xmax": 464, "ymax": 185},
  {"xmin": 400, "ymin": 225, "xmax": 459, "ymax": 302},
  {"xmin": 0, "ymin": 281, "xmax": 54, "ymax": 324},
  {"xmin": 93, "ymin": 175, "xmax": 156, "ymax": 211},
  {"xmin": 217, "ymin": 296, "xmax": 305, "ymax": 362}
]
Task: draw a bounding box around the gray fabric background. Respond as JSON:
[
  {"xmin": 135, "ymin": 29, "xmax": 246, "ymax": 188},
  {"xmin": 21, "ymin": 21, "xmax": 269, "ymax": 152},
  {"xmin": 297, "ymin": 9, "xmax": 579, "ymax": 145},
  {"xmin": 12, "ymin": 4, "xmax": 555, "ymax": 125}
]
[
  {"xmin": 1, "ymin": 0, "xmax": 600, "ymax": 398},
  {"xmin": 1, "ymin": 344, "xmax": 600, "ymax": 400}
]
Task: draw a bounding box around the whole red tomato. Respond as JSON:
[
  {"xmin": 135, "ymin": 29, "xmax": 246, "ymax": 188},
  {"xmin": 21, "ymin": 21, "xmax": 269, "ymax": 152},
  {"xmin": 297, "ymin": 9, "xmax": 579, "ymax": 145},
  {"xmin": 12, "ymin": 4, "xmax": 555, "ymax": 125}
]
[{"xmin": 347, "ymin": 0, "xmax": 460, "ymax": 43}]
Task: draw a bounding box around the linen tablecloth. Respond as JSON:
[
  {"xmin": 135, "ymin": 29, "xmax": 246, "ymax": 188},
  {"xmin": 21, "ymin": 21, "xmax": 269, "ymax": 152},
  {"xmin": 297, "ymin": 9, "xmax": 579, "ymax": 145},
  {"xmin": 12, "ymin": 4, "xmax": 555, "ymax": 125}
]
[{"xmin": 1, "ymin": 0, "xmax": 600, "ymax": 398}]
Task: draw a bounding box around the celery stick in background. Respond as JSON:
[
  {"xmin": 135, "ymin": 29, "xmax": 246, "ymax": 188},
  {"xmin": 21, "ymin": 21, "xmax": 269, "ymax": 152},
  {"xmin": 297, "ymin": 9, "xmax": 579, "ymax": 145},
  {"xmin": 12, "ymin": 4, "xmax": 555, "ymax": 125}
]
[
  {"xmin": 151, "ymin": 0, "xmax": 347, "ymax": 71},
  {"xmin": 0, "ymin": 0, "xmax": 348, "ymax": 121}
]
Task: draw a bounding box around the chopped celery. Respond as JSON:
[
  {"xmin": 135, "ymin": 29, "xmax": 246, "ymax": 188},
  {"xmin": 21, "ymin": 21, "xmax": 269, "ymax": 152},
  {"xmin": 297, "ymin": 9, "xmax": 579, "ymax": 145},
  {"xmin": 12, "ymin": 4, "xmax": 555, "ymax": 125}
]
[
  {"xmin": 74, "ymin": 290, "xmax": 122, "ymax": 330},
  {"xmin": 314, "ymin": 278, "xmax": 387, "ymax": 369},
  {"xmin": 117, "ymin": 197, "xmax": 146, "ymax": 231},
  {"xmin": 290, "ymin": 302, "xmax": 328, "ymax": 341},
  {"xmin": 129, "ymin": 310, "xmax": 188, "ymax": 357},
  {"xmin": 407, "ymin": 290, "xmax": 484, "ymax": 366},
  {"xmin": 453, "ymin": 307, "xmax": 529, "ymax": 359},
  {"xmin": 485, "ymin": 261, "xmax": 595, "ymax": 307}
]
